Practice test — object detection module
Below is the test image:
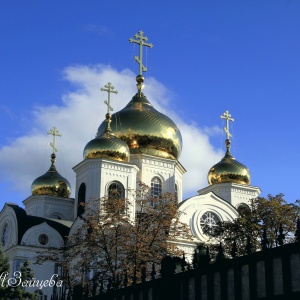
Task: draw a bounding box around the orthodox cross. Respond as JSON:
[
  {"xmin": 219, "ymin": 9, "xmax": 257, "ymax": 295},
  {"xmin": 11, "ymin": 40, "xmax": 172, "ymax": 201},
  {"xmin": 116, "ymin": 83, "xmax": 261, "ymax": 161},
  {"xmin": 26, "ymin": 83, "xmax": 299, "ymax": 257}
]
[
  {"xmin": 129, "ymin": 30, "xmax": 153, "ymax": 75},
  {"xmin": 48, "ymin": 127, "xmax": 62, "ymax": 153},
  {"xmin": 101, "ymin": 82, "xmax": 118, "ymax": 113},
  {"xmin": 221, "ymin": 110, "xmax": 234, "ymax": 140}
]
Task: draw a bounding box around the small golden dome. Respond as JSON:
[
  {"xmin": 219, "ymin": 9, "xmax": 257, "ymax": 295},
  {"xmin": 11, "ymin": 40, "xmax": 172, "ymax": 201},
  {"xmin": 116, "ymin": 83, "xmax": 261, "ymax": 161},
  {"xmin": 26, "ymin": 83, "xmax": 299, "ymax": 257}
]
[
  {"xmin": 96, "ymin": 93, "xmax": 182, "ymax": 160},
  {"xmin": 31, "ymin": 153, "xmax": 71, "ymax": 197},
  {"xmin": 208, "ymin": 140, "xmax": 250, "ymax": 185},
  {"xmin": 84, "ymin": 113, "xmax": 130, "ymax": 162}
]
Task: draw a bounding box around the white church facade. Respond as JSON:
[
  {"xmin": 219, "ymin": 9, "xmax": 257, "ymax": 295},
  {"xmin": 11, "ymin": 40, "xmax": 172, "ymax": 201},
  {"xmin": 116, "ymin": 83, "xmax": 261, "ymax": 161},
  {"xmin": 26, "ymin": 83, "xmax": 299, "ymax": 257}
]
[{"xmin": 0, "ymin": 31, "xmax": 260, "ymax": 299}]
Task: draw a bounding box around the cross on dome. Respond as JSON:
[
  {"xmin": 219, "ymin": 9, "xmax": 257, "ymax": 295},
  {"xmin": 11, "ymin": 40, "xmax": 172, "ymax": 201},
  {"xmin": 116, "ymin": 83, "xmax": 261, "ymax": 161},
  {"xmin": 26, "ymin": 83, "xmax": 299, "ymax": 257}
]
[
  {"xmin": 221, "ymin": 110, "xmax": 234, "ymax": 140},
  {"xmin": 129, "ymin": 30, "xmax": 153, "ymax": 75},
  {"xmin": 47, "ymin": 127, "xmax": 62, "ymax": 153},
  {"xmin": 101, "ymin": 82, "xmax": 118, "ymax": 114}
]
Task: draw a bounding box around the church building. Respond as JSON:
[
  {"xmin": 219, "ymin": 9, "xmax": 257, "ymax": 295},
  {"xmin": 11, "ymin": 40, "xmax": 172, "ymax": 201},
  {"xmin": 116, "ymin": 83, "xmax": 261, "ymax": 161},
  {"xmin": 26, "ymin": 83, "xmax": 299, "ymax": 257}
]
[{"xmin": 0, "ymin": 31, "xmax": 260, "ymax": 299}]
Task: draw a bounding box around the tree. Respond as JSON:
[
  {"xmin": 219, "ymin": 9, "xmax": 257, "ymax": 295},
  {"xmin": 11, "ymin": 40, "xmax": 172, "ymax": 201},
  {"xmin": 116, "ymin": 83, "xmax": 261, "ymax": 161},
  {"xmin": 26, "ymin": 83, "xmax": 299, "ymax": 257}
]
[
  {"xmin": 0, "ymin": 244, "xmax": 10, "ymax": 299},
  {"xmin": 6, "ymin": 261, "xmax": 37, "ymax": 300},
  {"xmin": 54, "ymin": 183, "xmax": 191, "ymax": 297},
  {"xmin": 204, "ymin": 194, "xmax": 300, "ymax": 257}
]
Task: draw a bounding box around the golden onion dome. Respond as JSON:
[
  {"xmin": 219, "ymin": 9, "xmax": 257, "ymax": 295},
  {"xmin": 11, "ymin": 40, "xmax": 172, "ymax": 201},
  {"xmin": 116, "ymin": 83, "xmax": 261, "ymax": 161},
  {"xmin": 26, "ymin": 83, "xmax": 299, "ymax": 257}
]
[
  {"xmin": 31, "ymin": 153, "xmax": 71, "ymax": 197},
  {"xmin": 208, "ymin": 140, "xmax": 250, "ymax": 185},
  {"xmin": 96, "ymin": 88, "xmax": 182, "ymax": 160},
  {"xmin": 84, "ymin": 113, "xmax": 130, "ymax": 162}
]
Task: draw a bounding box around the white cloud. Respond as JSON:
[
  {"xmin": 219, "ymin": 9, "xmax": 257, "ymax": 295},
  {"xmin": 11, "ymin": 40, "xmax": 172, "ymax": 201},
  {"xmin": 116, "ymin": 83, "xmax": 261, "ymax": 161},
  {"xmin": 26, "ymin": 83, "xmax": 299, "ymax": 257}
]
[{"xmin": 0, "ymin": 65, "xmax": 223, "ymax": 202}]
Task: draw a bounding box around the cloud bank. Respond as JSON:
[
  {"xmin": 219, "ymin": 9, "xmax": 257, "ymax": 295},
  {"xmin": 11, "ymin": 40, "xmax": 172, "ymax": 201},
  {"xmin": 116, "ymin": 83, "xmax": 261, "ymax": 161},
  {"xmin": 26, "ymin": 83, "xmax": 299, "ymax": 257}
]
[{"xmin": 0, "ymin": 65, "xmax": 223, "ymax": 202}]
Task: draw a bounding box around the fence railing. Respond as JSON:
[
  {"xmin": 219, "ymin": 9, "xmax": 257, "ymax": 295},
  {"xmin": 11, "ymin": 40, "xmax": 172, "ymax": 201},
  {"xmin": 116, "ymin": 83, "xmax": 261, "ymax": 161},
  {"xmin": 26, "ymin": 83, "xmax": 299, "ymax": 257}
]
[{"xmin": 89, "ymin": 242, "xmax": 300, "ymax": 300}]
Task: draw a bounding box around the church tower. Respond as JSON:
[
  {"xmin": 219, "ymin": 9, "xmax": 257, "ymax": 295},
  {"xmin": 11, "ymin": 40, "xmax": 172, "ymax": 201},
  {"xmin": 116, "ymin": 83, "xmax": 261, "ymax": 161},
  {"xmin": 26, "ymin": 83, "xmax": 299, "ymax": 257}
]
[
  {"xmin": 97, "ymin": 31, "xmax": 186, "ymax": 205},
  {"xmin": 198, "ymin": 110, "xmax": 261, "ymax": 210},
  {"xmin": 23, "ymin": 127, "xmax": 74, "ymax": 221},
  {"xmin": 178, "ymin": 110, "xmax": 261, "ymax": 255},
  {"xmin": 73, "ymin": 82, "xmax": 139, "ymax": 221}
]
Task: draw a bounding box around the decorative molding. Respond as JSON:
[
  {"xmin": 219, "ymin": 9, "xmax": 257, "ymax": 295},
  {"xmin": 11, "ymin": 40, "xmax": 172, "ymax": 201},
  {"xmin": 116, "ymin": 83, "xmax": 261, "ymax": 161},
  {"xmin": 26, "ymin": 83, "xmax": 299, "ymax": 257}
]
[
  {"xmin": 105, "ymin": 172, "xmax": 127, "ymax": 178},
  {"xmin": 142, "ymin": 158, "xmax": 173, "ymax": 169},
  {"xmin": 234, "ymin": 195, "xmax": 251, "ymax": 201},
  {"xmin": 102, "ymin": 164, "xmax": 130, "ymax": 172},
  {"xmin": 145, "ymin": 168, "xmax": 169, "ymax": 176},
  {"xmin": 231, "ymin": 188, "xmax": 258, "ymax": 195},
  {"xmin": 24, "ymin": 197, "xmax": 74, "ymax": 207}
]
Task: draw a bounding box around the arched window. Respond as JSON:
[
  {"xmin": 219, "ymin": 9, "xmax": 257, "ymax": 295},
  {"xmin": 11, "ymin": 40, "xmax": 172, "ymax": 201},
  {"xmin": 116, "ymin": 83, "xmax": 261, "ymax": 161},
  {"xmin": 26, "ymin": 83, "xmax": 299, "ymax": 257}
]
[
  {"xmin": 151, "ymin": 177, "xmax": 162, "ymax": 207},
  {"xmin": 174, "ymin": 184, "xmax": 178, "ymax": 203},
  {"xmin": 49, "ymin": 213, "xmax": 62, "ymax": 220},
  {"xmin": 237, "ymin": 203, "xmax": 251, "ymax": 216},
  {"xmin": 107, "ymin": 181, "xmax": 125, "ymax": 213},
  {"xmin": 77, "ymin": 183, "xmax": 86, "ymax": 217},
  {"xmin": 108, "ymin": 181, "xmax": 125, "ymax": 199},
  {"xmin": 1, "ymin": 222, "xmax": 9, "ymax": 247},
  {"xmin": 151, "ymin": 177, "xmax": 162, "ymax": 198}
]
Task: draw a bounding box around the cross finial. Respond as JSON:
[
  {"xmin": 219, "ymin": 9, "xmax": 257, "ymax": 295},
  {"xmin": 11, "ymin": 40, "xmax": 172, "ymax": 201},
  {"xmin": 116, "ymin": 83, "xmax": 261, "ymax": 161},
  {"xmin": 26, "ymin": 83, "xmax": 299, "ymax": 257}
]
[
  {"xmin": 221, "ymin": 110, "xmax": 234, "ymax": 140},
  {"xmin": 47, "ymin": 127, "xmax": 62, "ymax": 153},
  {"xmin": 100, "ymin": 82, "xmax": 118, "ymax": 114},
  {"xmin": 129, "ymin": 30, "xmax": 153, "ymax": 75}
]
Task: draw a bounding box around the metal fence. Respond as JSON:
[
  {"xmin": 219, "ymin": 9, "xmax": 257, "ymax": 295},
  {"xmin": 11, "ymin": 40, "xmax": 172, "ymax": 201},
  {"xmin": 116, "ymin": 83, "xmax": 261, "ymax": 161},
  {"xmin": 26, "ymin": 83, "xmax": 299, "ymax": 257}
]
[{"xmin": 89, "ymin": 242, "xmax": 300, "ymax": 300}]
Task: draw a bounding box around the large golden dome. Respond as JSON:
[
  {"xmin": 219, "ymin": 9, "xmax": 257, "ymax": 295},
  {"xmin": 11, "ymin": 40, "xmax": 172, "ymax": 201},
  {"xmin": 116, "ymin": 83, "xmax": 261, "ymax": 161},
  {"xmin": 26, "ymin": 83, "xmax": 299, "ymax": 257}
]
[
  {"xmin": 31, "ymin": 153, "xmax": 71, "ymax": 197},
  {"xmin": 96, "ymin": 92, "xmax": 182, "ymax": 160},
  {"xmin": 208, "ymin": 140, "xmax": 250, "ymax": 185},
  {"xmin": 84, "ymin": 113, "xmax": 130, "ymax": 162}
]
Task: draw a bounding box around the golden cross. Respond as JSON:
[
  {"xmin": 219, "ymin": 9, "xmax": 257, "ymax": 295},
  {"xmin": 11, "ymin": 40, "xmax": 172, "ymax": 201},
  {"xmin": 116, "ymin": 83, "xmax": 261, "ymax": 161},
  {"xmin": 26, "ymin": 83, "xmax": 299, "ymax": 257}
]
[
  {"xmin": 220, "ymin": 110, "xmax": 234, "ymax": 140},
  {"xmin": 129, "ymin": 30, "xmax": 153, "ymax": 75},
  {"xmin": 100, "ymin": 82, "xmax": 118, "ymax": 114},
  {"xmin": 47, "ymin": 127, "xmax": 62, "ymax": 153}
]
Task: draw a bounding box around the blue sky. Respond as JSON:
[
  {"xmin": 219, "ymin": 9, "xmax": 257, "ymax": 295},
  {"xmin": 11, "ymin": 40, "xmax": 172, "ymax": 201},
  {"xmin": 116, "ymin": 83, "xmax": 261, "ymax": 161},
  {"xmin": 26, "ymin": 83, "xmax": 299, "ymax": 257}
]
[{"xmin": 1, "ymin": 1, "xmax": 300, "ymax": 206}]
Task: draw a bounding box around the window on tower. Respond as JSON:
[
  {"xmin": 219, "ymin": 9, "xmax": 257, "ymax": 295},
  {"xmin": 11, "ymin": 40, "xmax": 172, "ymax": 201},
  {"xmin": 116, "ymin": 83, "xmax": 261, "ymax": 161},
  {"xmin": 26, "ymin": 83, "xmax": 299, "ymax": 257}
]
[
  {"xmin": 107, "ymin": 181, "xmax": 125, "ymax": 213},
  {"xmin": 151, "ymin": 177, "xmax": 162, "ymax": 206},
  {"xmin": 77, "ymin": 183, "xmax": 86, "ymax": 217},
  {"xmin": 49, "ymin": 213, "xmax": 62, "ymax": 220},
  {"xmin": 237, "ymin": 203, "xmax": 251, "ymax": 216},
  {"xmin": 174, "ymin": 183, "xmax": 178, "ymax": 203},
  {"xmin": 108, "ymin": 181, "xmax": 125, "ymax": 199}
]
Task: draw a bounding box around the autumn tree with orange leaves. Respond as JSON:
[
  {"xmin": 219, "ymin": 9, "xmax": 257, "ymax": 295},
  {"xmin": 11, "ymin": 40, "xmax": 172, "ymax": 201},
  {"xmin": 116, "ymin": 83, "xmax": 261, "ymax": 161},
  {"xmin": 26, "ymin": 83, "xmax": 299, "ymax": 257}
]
[
  {"xmin": 204, "ymin": 194, "xmax": 300, "ymax": 258},
  {"xmin": 39, "ymin": 183, "xmax": 191, "ymax": 298}
]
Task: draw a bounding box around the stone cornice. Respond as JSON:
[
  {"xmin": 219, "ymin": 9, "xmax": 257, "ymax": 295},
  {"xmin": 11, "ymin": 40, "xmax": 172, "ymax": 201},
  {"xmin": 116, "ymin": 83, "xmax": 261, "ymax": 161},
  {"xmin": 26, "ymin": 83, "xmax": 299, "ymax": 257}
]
[
  {"xmin": 198, "ymin": 182, "xmax": 261, "ymax": 196},
  {"xmin": 131, "ymin": 153, "xmax": 186, "ymax": 174},
  {"xmin": 73, "ymin": 158, "xmax": 139, "ymax": 173},
  {"xmin": 23, "ymin": 195, "xmax": 74, "ymax": 206}
]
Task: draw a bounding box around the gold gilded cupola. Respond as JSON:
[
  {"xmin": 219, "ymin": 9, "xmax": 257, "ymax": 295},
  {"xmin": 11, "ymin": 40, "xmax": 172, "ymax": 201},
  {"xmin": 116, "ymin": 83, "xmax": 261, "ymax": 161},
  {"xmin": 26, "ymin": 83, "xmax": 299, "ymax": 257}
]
[
  {"xmin": 208, "ymin": 110, "xmax": 250, "ymax": 185},
  {"xmin": 31, "ymin": 127, "xmax": 71, "ymax": 197},
  {"xmin": 97, "ymin": 30, "xmax": 182, "ymax": 160},
  {"xmin": 83, "ymin": 82, "xmax": 130, "ymax": 162}
]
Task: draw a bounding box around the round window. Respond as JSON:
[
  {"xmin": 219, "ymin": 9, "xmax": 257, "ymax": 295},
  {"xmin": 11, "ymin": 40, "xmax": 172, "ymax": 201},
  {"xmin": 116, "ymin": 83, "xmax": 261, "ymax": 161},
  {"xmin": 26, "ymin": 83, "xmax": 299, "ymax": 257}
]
[
  {"xmin": 38, "ymin": 234, "xmax": 49, "ymax": 245},
  {"xmin": 200, "ymin": 212, "xmax": 221, "ymax": 233}
]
